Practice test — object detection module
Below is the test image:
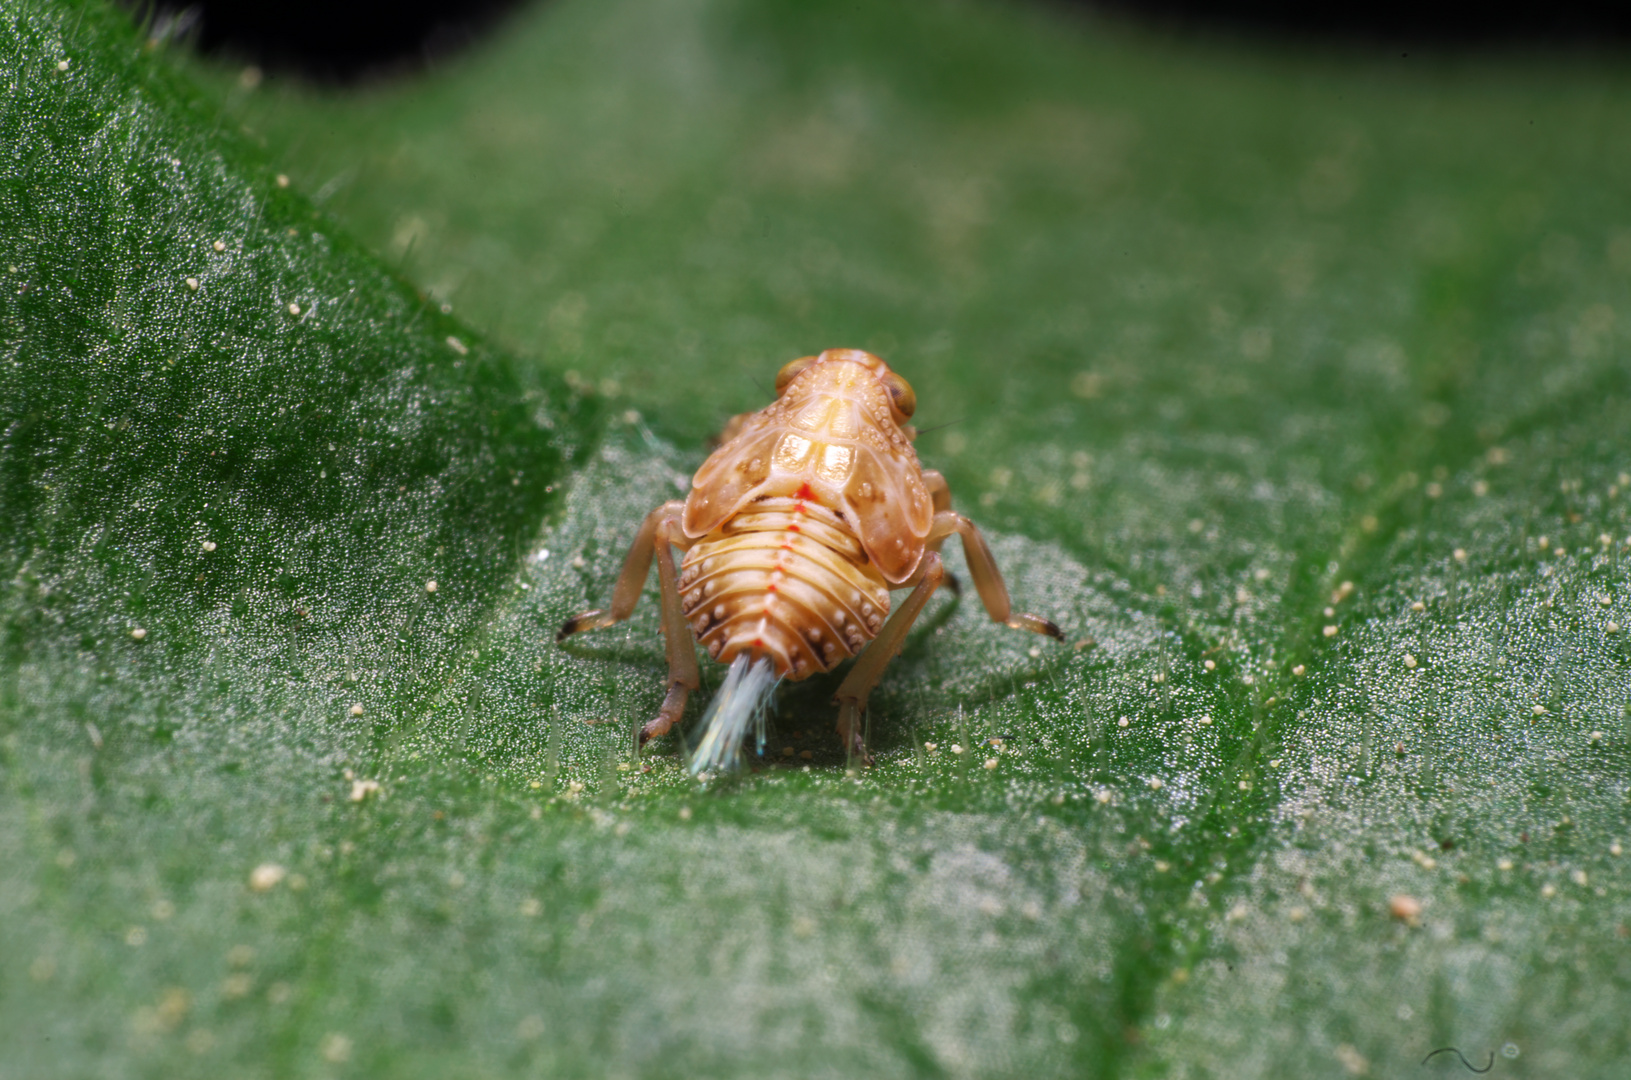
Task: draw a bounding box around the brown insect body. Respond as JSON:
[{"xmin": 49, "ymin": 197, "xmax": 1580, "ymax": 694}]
[
  {"xmin": 679, "ymin": 350, "xmax": 928, "ymax": 679},
  {"xmin": 557, "ymin": 348, "xmax": 1062, "ymax": 766},
  {"xmin": 680, "ymin": 498, "xmax": 890, "ymax": 678}
]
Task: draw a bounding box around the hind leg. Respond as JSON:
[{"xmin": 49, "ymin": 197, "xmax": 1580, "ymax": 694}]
[
  {"xmin": 834, "ymin": 552, "xmax": 946, "ymax": 765},
  {"xmin": 555, "ymin": 501, "xmax": 699, "ymax": 745},
  {"xmin": 638, "ymin": 515, "xmax": 702, "ymax": 746}
]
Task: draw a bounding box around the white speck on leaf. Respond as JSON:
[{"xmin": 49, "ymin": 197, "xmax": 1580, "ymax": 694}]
[
  {"xmin": 1335, "ymin": 1043, "xmax": 1369, "ymax": 1076},
  {"xmin": 320, "ymin": 1033, "xmax": 352, "ymax": 1063},
  {"xmin": 248, "ymin": 863, "xmax": 286, "ymax": 892},
  {"xmin": 1388, "ymin": 894, "xmax": 1422, "ymax": 922}
]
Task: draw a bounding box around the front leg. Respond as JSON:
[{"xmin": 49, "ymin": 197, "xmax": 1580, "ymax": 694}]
[
  {"xmin": 921, "ymin": 470, "xmax": 960, "ymax": 595},
  {"xmin": 927, "ymin": 509, "xmax": 1065, "ymax": 641},
  {"xmin": 557, "ymin": 500, "xmax": 687, "ymax": 640}
]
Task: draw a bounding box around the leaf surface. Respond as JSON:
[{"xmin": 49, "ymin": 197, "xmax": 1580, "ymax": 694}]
[{"xmin": 5, "ymin": 0, "xmax": 1631, "ymax": 1076}]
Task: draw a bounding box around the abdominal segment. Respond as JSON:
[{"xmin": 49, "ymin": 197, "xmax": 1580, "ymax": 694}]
[{"xmin": 678, "ymin": 498, "xmax": 891, "ymax": 680}]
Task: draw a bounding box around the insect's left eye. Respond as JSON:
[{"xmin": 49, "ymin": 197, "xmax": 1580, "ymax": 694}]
[
  {"xmin": 882, "ymin": 373, "xmax": 916, "ymax": 419},
  {"xmin": 775, "ymin": 356, "xmax": 818, "ymax": 395}
]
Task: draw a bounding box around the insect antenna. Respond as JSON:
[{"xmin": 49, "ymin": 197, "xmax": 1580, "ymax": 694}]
[
  {"xmin": 911, "ymin": 417, "xmax": 965, "ymax": 437},
  {"xmin": 689, "ymin": 654, "xmax": 780, "ymax": 775}
]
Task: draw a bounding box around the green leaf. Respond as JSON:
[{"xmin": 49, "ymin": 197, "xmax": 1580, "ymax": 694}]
[{"xmin": 6, "ymin": 0, "xmax": 1630, "ymax": 1076}]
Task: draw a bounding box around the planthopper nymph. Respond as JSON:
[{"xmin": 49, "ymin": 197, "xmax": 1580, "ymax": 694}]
[{"xmin": 557, "ymin": 348, "xmax": 1063, "ymax": 772}]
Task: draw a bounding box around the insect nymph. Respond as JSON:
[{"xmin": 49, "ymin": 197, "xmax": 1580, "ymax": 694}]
[{"xmin": 558, "ymin": 348, "xmax": 1063, "ymax": 770}]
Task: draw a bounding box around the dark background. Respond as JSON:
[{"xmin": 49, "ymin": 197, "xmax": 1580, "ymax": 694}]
[{"xmin": 138, "ymin": 0, "xmax": 1631, "ymax": 83}]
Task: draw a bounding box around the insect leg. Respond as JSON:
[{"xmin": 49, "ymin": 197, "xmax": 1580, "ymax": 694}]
[
  {"xmin": 929, "ymin": 510, "xmax": 1065, "ymax": 640},
  {"xmin": 833, "ymin": 551, "xmax": 947, "ymax": 765},
  {"xmin": 637, "ymin": 515, "xmax": 701, "ymax": 747},
  {"xmin": 556, "ymin": 500, "xmax": 688, "ymax": 642},
  {"xmin": 920, "ymin": 470, "xmax": 961, "ymax": 596},
  {"xmin": 922, "ymin": 469, "xmax": 955, "ymax": 514}
]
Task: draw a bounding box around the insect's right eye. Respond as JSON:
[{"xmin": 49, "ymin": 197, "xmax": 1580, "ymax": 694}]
[
  {"xmin": 881, "ymin": 372, "xmax": 916, "ymax": 419},
  {"xmin": 775, "ymin": 356, "xmax": 817, "ymax": 395}
]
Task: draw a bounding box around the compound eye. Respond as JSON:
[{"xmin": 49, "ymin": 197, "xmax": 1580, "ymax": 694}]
[
  {"xmin": 775, "ymin": 356, "xmax": 817, "ymax": 395},
  {"xmin": 881, "ymin": 372, "xmax": 916, "ymax": 419}
]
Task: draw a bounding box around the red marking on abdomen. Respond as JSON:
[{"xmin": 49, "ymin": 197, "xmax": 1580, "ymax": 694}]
[
  {"xmin": 795, "ymin": 483, "xmax": 815, "ymax": 501},
  {"xmin": 680, "ymin": 501, "xmax": 893, "ymax": 680}
]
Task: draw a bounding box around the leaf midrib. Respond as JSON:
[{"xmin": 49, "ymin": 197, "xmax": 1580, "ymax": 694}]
[{"xmin": 1088, "ymin": 233, "xmax": 1608, "ymax": 1070}]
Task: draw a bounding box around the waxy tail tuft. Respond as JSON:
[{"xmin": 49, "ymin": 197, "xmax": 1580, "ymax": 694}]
[{"xmin": 689, "ymin": 654, "xmax": 779, "ymax": 775}]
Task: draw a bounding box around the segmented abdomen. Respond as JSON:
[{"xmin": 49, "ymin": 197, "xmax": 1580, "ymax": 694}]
[{"xmin": 679, "ymin": 496, "xmax": 890, "ymax": 680}]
